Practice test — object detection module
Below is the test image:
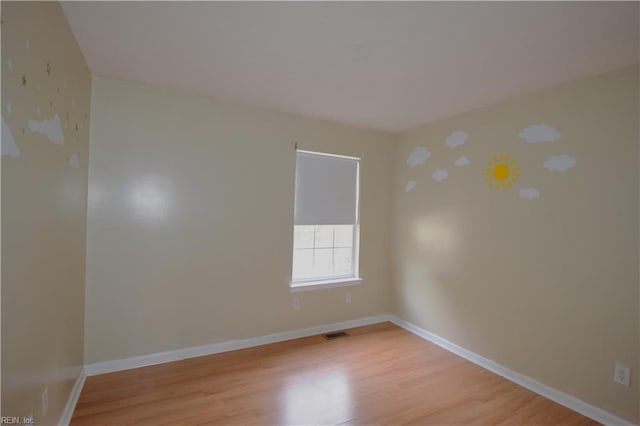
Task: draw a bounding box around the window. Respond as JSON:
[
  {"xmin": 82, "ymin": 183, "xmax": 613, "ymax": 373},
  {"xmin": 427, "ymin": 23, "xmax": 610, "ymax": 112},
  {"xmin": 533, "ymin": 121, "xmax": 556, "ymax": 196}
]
[
  {"xmin": 292, "ymin": 225, "xmax": 355, "ymax": 280},
  {"xmin": 291, "ymin": 150, "xmax": 360, "ymax": 288}
]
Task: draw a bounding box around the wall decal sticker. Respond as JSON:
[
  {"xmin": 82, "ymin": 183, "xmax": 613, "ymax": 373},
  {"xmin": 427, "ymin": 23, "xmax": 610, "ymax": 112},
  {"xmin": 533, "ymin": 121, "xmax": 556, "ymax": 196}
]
[
  {"xmin": 405, "ymin": 180, "xmax": 416, "ymax": 192},
  {"xmin": 27, "ymin": 114, "xmax": 64, "ymax": 145},
  {"xmin": 520, "ymin": 187, "xmax": 540, "ymax": 199},
  {"xmin": 544, "ymin": 154, "xmax": 575, "ymax": 172},
  {"xmin": 454, "ymin": 155, "xmax": 470, "ymax": 166},
  {"xmin": 520, "ymin": 124, "xmax": 560, "ymax": 143},
  {"xmin": 407, "ymin": 146, "xmax": 431, "ymax": 167},
  {"xmin": 68, "ymin": 153, "xmax": 81, "ymax": 169},
  {"xmin": 432, "ymin": 169, "xmax": 448, "ymax": 181},
  {"xmin": 445, "ymin": 131, "xmax": 468, "ymax": 149},
  {"xmin": 2, "ymin": 115, "xmax": 20, "ymax": 158},
  {"xmin": 485, "ymin": 153, "xmax": 520, "ymax": 190}
]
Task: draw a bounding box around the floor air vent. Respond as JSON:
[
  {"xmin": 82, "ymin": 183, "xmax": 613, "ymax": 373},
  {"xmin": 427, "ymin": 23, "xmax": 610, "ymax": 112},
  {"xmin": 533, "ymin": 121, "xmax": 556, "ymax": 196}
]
[{"xmin": 323, "ymin": 331, "xmax": 349, "ymax": 340}]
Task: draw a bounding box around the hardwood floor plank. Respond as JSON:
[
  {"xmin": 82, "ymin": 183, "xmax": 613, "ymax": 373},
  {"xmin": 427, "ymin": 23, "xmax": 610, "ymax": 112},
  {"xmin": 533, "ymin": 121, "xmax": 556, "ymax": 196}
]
[{"xmin": 72, "ymin": 322, "xmax": 597, "ymax": 425}]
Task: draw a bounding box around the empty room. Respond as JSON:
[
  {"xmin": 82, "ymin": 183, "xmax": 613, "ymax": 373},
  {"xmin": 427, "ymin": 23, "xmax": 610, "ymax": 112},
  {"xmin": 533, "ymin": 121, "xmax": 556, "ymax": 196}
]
[{"xmin": 1, "ymin": 1, "xmax": 639, "ymax": 425}]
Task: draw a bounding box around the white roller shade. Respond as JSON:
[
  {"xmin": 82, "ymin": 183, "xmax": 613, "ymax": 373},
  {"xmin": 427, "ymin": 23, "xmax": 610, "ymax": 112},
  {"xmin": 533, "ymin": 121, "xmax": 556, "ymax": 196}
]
[{"xmin": 294, "ymin": 151, "xmax": 359, "ymax": 226}]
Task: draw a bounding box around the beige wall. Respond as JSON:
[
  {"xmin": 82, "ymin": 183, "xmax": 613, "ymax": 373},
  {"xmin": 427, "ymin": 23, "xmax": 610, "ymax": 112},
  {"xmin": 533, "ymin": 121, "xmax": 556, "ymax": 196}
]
[
  {"xmin": 1, "ymin": 2, "xmax": 92, "ymax": 424},
  {"xmin": 392, "ymin": 66, "xmax": 639, "ymax": 422},
  {"xmin": 84, "ymin": 77, "xmax": 394, "ymax": 364}
]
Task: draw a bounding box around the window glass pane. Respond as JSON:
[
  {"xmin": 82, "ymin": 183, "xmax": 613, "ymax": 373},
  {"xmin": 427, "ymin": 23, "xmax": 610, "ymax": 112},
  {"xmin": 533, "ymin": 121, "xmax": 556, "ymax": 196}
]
[
  {"xmin": 334, "ymin": 225, "xmax": 354, "ymax": 248},
  {"xmin": 293, "ymin": 225, "xmax": 315, "ymax": 249},
  {"xmin": 314, "ymin": 225, "xmax": 334, "ymax": 248},
  {"xmin": 334, "ymin": 248, "xmax": 353, "ymax": 276},
  {"xmin": 313, "ymin": 248, "xmax": 333, "ymax": 277},
  {"xmin": 292, "ymin": 249, "xmax": 314, "ymax": 280}
]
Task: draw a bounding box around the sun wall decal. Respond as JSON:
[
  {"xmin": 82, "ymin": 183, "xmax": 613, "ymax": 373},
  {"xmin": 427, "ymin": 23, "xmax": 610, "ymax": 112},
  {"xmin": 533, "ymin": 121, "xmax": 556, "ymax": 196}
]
[{"xmin": 485, "ymin": 153, "xmax": 520, "ymax": 190}]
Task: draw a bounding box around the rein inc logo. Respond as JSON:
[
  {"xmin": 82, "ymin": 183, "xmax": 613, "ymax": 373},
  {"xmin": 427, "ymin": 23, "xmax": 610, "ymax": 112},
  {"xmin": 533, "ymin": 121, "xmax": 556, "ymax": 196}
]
[{"xmin": 1, "ymin": 416, "xmax": 34, "ymax": 425}]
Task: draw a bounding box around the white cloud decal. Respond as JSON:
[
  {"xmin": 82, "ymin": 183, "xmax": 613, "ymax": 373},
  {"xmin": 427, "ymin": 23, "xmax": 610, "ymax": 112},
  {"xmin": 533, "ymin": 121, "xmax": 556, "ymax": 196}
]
[
  {"xmin": 28, "ymin": 114, "xmax": 64, "ymax": 145},
  {"xmin": 544, "ymin": 155, "xmax": 575, "ymax": 172},
  {"xmin": 445, "ymin": 131, "xmax": 468, "ymax": 149},
  {"xmin": 520, "ymin": 124, "xmax": 560, "ymax": 143},
  {"xmin": 68, "ymin": 153, "xmax": 81, "ymax": 169},
  {"xmin": 407, "ymin": 146, "xmax": 431, "ymax": 167},
  {"xmin": 432, "ymin": 169, "xmax": 448, "ymax": 181},
  {"xmin": 454, "ymin": 155, "xmax": 470, "ymax": 166},
  {"xmin": 405, "ymin": 180, "xmax": 416, "ymax": 192},
  {"xmin": 2, "ymin": 115, "xmax": 20, "ymax": 158},
  {"xmin": 520, "ymin": 187, "xmax": 540, "ymax": 199}
]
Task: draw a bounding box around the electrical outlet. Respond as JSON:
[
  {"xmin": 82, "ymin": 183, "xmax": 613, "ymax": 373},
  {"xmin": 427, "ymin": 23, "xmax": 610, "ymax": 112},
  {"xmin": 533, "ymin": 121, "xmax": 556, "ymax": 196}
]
[
  {"xmin": 614, "ymin": 363, "xmax": 631, "ymax": 386},
  {"xmin": 292, "ymin": 296, "xmax": 300, "ymax": 311},
  {"xmin": 41, "ymin": 387, "xmax": 48, "ymax": 415},
  {"xmin": 345, "ymin": 292, "xmax": 351, "ymax": 304}
]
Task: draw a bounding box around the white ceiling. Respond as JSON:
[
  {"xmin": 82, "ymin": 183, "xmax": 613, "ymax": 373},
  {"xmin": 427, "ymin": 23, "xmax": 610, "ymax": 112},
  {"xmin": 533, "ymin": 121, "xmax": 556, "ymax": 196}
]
[{"xmin": 61, "ymin": 2, "xmax": 639, "ymax": 132}]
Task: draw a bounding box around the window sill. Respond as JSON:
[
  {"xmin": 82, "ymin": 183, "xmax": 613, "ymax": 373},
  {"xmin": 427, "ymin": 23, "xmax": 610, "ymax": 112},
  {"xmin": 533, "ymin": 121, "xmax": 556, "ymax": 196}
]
[{"xmin": 289, "ymin": 277, "xmax": 363, "ymax": 292}]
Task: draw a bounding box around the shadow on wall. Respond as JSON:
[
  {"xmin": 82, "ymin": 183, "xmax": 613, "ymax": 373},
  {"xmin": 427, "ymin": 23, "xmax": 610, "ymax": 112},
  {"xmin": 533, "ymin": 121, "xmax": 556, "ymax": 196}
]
[{"xmin": 397, "ymin": 211, "xmax": 470, "ymax": 336}]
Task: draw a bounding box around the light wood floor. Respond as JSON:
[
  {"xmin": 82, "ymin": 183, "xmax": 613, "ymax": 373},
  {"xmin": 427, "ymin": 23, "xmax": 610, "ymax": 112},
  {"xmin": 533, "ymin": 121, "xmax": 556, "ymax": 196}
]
[{"xmin": 72, "ymin": 322, "xmax": 598, "ymax": 425}]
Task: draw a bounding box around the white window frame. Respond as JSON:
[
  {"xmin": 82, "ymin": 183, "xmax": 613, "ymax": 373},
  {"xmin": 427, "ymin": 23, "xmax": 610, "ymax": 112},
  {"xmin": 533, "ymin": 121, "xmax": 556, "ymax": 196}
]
[{"xmin": 290, "ymin": 149, "xmax": 362, "ymax": 291}]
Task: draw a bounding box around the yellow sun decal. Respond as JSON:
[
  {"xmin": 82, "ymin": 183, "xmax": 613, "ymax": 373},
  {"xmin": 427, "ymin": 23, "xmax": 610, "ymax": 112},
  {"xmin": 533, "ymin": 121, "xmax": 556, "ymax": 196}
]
[{"xmin": 485, "ymin": 153, "xmax": 520, "ymax": 190}]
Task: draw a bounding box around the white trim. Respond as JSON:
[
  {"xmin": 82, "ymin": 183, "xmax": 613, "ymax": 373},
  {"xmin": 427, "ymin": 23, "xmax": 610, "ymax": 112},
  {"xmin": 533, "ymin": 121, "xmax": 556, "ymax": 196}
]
[
  {"xmin": 353, "ymin": 159, "xmax": 361, "ymax": 278},
  {"xmin": 85, "ymin": 314, "xmax": 392, "ymax": 376},
  {"xmin": 296, "ymin": 149, "xmax": 361, "ymax": 162},
  {"xmin": 290, "ymin": 277, "xmax": 362, "ymax": 292},
  {"xmin": 58, "ymin": 368, "xmax": 86, "ymax": 426},
  {"xmin": 389, "ymin": 315, "xmax": 637, "ymax": 426}
]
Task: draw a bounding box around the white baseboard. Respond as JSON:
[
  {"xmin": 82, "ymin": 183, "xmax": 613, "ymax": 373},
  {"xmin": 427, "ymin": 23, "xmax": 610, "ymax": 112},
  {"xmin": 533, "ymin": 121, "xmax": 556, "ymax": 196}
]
[
  {"xmin": 389, "ymin": 315, "xmax": 637, "ymax": 426},
  {"xmin": 81, "ymin": 313, "xmax": 635, "ymax": 426},
  {"xmin": 85, "ymin": 314, "xmax": 393, "ymax": 376},
  {"xmin": 58, "ymin": 368, "xmax": 86, "ymax": 426}
]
